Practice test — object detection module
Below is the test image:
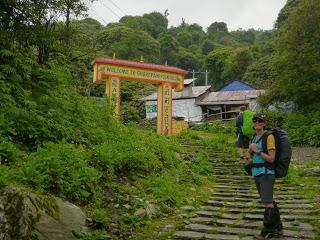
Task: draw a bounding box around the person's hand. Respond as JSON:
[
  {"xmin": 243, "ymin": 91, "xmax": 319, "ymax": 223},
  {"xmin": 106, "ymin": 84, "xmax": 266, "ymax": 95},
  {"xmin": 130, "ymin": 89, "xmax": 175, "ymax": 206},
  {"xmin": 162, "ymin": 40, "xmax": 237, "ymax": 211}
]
[{"xmin": 249, "ymin": 143, "xmax": 259, "ymax": 153}]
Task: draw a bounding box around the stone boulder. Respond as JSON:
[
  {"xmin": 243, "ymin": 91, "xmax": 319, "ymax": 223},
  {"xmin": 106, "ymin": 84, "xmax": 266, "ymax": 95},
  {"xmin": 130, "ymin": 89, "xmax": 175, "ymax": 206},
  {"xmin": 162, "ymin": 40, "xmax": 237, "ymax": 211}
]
[{"xmin": 0, "ymin": 187, "xmax": 87, "ymax": 240}]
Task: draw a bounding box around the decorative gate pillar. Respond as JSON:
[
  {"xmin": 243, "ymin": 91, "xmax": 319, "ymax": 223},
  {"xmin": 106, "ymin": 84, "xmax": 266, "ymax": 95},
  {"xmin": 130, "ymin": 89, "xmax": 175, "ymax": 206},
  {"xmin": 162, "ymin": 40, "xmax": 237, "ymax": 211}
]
[
  {"xmin": 157, "ymin": 83, "xmax": 173, "ymax": 135},
  {"xmin": 105, "ymin": 77, "xmax": 121, "ymax": 117},
  {"xmin": 92, "ymin": 58, "xmax": 187, "ymax": 136}
]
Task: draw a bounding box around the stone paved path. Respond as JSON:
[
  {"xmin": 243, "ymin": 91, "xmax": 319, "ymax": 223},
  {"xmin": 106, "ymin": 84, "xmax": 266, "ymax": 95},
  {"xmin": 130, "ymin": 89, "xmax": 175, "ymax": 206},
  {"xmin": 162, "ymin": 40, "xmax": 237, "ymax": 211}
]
[{"xmin": 173, "ymin": 147, "xmax": 317, "ymax": 240}]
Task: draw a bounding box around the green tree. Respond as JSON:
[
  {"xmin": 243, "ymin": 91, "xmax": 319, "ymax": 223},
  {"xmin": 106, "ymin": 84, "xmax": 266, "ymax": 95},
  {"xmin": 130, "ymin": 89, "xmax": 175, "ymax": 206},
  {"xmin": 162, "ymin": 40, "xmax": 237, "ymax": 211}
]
[
  {"xmin": 158, "ymin": 32, "xmax": 180, "ymax": 65},
  {"xmin": 119, "ymin": 16, "xmax": 154, "ymax": 35},
  {"xmin": 97, "ymin": 25, "xmax": 160, "ymax": 62},
  {"xmin": 205, "ymin": 48, "xmax": 232, "ymax": 88},
  {"xmin": 168, "ymin": 23, "xmax": 205, "ymax": 51},
  {"xmin": 273, "ymin": 0, "xmax": 320, "ymax": 107},
  {"xmin": 231, "ymin": 29, "xmax": 256, "ymax": 44},
  {"xmin": 119, "ymin": 12, "xmax": 168, "ymax": 38},
  {"xmin": 143, "ymin": 12, "xmax": 168, "ymax": 38},
  {"xmin": 275, "ymin": 0, "xmax": 302, "ymax": 29},
  {"xmin": 63, "ymin": 18, "xmax": 105, "ymax": 97},
  {"xmin": 176, "ymin": 31, "xmax": 193, "ymax": 48},
  {"xmin": 188, "ymin": 24, "xmax": 206, "ymax": 47},
  {"xmin": 176, "ymin": 48, "xmax": 202, "ymax": 72},
  {"xmin": 222, "ymin": 47, "xmax": 253, "ymax": 81},
  {"xmin": 243, "ymin": 55, "xmax": 276, "ymax": 89},
  {"xmin": 120, "ymin": 81, "xmax": 155, "ymax": 123},
  {"xmin": 207, "ymin": 22, "xmax": 229, "ymax": 44},
  {"xmin": 0, "ymin": 0, "xmax": 90, "ymax": 64},
  {"xmin": 201, "ymin": 39, "xmax": 215, "ymax": 55},
  {"xmin": 207, "ymin": 22, "xmax": 228, "ymax": 39}
]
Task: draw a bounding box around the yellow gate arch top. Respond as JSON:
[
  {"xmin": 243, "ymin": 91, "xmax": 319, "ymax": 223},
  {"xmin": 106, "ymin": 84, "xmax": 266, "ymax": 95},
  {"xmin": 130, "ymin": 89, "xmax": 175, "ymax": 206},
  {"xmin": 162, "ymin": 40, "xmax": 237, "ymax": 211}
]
[{"xmin": 92, "ymin": 58, "xmax": 187, "ymax": 136}]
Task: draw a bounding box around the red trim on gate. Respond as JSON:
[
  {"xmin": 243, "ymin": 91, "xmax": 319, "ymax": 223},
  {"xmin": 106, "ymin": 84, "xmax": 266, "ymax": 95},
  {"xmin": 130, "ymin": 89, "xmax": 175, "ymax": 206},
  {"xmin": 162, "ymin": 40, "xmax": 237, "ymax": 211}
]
[{"xmin": 93, "ymin": 58, "xmax": 187, "ymax": 75}]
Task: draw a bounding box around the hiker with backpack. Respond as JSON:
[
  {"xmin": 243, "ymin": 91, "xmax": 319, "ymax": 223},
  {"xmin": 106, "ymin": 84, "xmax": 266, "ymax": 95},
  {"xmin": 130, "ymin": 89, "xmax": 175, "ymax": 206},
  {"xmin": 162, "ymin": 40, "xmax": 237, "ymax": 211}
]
[
  {"xmin": 236, "ymin": 106, "xmax": 250, "ymax": 160},
  {"xmin": 247, "ymin": 113, "xmax": 291, "ymax": 239},
  {"xmin": 236, "ymin": 106, "xmax": 255, "ymax": 161}
]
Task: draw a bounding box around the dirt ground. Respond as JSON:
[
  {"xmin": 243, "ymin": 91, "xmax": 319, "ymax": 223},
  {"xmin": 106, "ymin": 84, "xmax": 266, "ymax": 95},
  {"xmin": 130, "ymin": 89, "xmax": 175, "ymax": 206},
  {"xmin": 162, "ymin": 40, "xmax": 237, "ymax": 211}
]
[{"xmin": 292, "ymin": 147, "xmax": 320, "ymax": 161}]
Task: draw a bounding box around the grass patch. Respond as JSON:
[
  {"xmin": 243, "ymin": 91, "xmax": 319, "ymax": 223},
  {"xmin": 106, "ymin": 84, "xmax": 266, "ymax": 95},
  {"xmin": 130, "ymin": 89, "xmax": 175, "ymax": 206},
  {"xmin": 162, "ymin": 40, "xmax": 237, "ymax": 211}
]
[{"xmin": 286, "ymin": 158, "xmax": 320, "ymax": 237}]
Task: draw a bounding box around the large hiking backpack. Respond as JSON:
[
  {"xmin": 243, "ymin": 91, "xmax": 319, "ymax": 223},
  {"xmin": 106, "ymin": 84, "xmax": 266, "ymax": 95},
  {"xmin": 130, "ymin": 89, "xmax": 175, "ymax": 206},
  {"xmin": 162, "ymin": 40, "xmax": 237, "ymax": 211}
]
[
  {"xmin": 257, "ymin": 128, "xmax": 292, "ymax": 178},
  {"xmin": 241, "ymin": 110, "xmax": 255, "ymax": 138}
]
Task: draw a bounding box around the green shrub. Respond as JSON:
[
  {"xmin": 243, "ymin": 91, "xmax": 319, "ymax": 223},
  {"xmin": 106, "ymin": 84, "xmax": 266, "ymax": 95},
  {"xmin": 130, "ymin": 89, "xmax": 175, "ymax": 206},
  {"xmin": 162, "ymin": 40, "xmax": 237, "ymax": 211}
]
[
  {"xmin": 284, "ymin": 111, "xmax": 320, "ymax": 146},
  {"xmin": 254, "ymin": 110, "xmax": 320, "ymax": 147},
  {"xmin": 93, "ymin": 126, "xmax": 181, "ymax": 176},
  {"xmin": 0, "ymin": 140, "xmax": 21, "ymax": 165},
  {"xmin": 0, "ymin": 166, "xmax": 14, "ymax": 187},
  {"xmin": 191, "ymin": 122, "xmax": 235, "ymax": 134},
  {"xmin": 190, "ymin": 150, "xmax": 212, "ymax": 175},
  {"xmin": 263, "ymin": 110, "xmax": 287, "ymax": 128},
  {"xmin": 20, "ymin": 142, "xmax": 101, "ymax": 203}
]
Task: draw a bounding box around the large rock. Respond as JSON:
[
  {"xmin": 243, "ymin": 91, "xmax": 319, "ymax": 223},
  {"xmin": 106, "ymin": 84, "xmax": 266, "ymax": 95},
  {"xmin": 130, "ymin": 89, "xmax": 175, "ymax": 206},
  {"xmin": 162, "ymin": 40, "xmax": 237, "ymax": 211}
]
[{"xmin": 0, "ymin": 187, "xmax": 87, "ymax": 240}]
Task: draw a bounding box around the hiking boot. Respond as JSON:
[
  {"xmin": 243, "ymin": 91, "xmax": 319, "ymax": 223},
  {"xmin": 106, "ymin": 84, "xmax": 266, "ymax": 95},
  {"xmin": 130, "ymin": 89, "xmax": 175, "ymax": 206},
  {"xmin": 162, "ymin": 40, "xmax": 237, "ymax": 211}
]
[
  {"xmin": 253, "ymin": 230, "xmax": 283, "ymax": 239},
  {"xmin": 253, "ymin": 232, "xmax": 274, "ymax": 239},
  {"xmin": 254, "ymin": 207, "xmax": 283, "ymax": 239}
]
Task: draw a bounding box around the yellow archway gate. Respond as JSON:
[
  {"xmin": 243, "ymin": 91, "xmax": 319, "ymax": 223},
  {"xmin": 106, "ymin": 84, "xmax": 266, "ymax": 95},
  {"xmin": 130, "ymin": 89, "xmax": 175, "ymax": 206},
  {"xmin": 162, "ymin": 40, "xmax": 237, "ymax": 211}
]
[{"xmin": 92, "ymin": 58, "xmax": 187, "ymax": 136}]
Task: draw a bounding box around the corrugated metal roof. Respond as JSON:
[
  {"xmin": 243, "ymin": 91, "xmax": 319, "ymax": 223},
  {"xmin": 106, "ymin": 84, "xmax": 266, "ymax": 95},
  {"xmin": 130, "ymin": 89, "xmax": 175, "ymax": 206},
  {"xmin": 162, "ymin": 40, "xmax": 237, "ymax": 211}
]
[
  {"xmin": 196, "ymin": 90, "xmax": 265, "ymax": 105},
  {"xmin": 218, "ymin": 80, "xmax": 256, "ymax": 92},
  {"xmin": 184, "ymin": 78, "xmax": 196, "ymax": 86},
  {"xmin": 141, "ymin": 85, "xmax": 211, "ymax": 101}
]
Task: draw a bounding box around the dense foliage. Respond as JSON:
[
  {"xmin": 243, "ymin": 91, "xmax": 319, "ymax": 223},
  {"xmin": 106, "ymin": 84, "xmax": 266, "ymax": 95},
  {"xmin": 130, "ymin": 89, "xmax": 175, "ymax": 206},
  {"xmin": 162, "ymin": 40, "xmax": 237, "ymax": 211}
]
[
  {"xmin": 273, "ymin": 0, "xmax": 320, "ymax": 107},
  {"xmin": 1, "ymin": 0, "xmax": 320, "ymax": 238},
  {"xmin": 261, "ymin": 111, "xmax": 320, "ymax": 147}
]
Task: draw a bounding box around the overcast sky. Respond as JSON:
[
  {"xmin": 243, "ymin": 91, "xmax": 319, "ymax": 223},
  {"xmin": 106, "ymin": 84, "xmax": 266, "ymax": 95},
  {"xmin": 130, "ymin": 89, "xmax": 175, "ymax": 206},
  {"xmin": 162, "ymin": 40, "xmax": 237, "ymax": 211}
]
[{"xmin": 87, "ymin": 0, "xmax": 287, "ymax": 31}]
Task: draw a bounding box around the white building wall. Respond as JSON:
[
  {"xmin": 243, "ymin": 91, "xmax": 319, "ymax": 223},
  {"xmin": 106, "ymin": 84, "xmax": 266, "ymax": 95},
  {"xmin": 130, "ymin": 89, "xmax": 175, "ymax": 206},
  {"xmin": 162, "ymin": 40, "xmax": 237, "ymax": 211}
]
[{"xmin": 145, "ymin": 98, "xmax": 203, "ymax": 122}]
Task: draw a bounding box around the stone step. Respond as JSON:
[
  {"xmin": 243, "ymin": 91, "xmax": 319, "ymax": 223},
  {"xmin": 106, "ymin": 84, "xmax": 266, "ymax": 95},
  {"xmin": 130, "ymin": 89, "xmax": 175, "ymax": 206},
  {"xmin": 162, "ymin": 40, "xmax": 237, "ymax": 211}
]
[
  {"xmin": 214, "ymin": 181, "xmax": 255, "ymax": 186},
  {"xmin": 244, "ymin": 214, "xmax": 314, "ymax": 222},
  {"xmin": 200, "ymin": 206, "xmax": 312, "ymax": 215},
  {"xmin": 211, "ymin": 192, "xmax": 306, "ymax": 200},
  {"xmin": 213, "ymin": 167, "xmax": 243, "ymax": 171},
  {"xmin": 211, "ymin": 192, "xmax": 259, "ymax": 198},
  {"xmin": 210, "ymin": 163, "xmax": 241, "ymax": 166},
  {"xmin": 212, "ymin": 175, "xmax": 250, "ymax": 180},
  {"xmin": 279, "ymin": 203, "xmax": 314, "ymax": 209},
  {"xmin": 240, "ymin": 237, "xmax": 299, "ymax": 240},
  {"xmin": 215, "ymin": 184, "xmax": 300, "ymax": 194},
  {"xmin": 206, "ymin": 200, "xmax": 313, "ymax": 210},
  {"xmin": 212, "ymin": 175, "xmax": 289, "ymax": 184},
  {"xmin": 209, "ymin": 196, "xmax": 258, "ymax": 202},
  {"xmin": 209, "ymin": 196, "xmax": 312, "ymax": 204},
  {"xmin": 185, "ymin": 224, "xmax": 314, "ymax": 239},
  {"xmin": 215, "ymin": 184, "xmax": 256, "ymax": 190},
  {"xmin": 212, "ymin": 188, "xmax": 303, "ymax": 200},
  {"xmin": 207, "ymin": 200, "xmax": 256, "ymax": 208},
  {"xmin": 185, "ymin": 223, "xmax": 259, "ymax": 236},
  {"xmin": 174, "ymin": 230, "xmax": 240, "ymax": 240},
  {"xmin": 190, "ymin": 217, "xmax": 314, "ymax": 231},
  {"xmin": 214, "ymin": 189, "xmax": 255, "ymax": 194}
]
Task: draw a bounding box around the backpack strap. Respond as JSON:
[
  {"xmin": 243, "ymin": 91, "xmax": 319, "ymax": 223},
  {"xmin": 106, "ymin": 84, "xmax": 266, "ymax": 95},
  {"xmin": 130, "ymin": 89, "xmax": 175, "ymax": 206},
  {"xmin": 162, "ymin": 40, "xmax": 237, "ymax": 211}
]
[
  {"xmin": 261, "ymin": 129, "xmax": 276, "ymax": 170},
  {"xmin": 250, "ymin": 130, "xmax": 276, "ymax": 170}
]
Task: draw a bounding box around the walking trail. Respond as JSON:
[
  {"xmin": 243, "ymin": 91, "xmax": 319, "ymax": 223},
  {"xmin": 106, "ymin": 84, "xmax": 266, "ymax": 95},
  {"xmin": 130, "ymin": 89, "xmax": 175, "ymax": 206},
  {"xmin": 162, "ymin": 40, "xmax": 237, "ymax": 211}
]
[{"xmin": 173, "ymin": 146, "xmax": 317, "ymax": 240}]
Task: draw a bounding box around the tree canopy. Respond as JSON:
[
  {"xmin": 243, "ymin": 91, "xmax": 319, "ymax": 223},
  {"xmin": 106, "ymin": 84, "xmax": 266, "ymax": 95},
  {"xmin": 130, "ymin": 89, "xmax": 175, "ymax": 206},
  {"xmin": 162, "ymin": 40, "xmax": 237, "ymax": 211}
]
[{"xmin": 272, "ymin": 0, "xmax": 320, "ymax": 107}]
